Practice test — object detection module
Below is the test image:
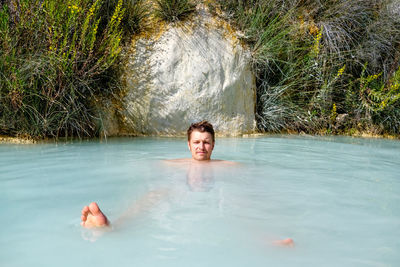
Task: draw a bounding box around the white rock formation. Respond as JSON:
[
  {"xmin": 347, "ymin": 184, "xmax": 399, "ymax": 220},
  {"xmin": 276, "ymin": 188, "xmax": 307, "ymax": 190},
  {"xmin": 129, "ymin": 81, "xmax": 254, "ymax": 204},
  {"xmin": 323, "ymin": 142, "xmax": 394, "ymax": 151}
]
[{"xmin": 108, "ymin": 5, "xmax": 256, "ymax": 136}]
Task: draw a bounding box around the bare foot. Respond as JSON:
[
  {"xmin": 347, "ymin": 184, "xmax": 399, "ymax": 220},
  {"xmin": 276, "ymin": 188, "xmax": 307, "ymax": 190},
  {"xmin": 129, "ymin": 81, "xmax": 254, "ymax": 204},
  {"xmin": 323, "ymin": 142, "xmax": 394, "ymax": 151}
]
[
  {"xmin": 81, "ymin": 202, "xmax": 109, "ymax": 228},
  {"xmin": 273, "ymin": 238, "xmax": 295, "ymax": 247}
]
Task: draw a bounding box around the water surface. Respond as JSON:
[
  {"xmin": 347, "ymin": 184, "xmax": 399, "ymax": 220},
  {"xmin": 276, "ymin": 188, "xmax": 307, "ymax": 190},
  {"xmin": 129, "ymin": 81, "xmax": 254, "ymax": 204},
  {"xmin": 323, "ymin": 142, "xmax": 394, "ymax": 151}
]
[{"xmin": 1, "ymin": 135, "xmax": 399, "ymax": 267}]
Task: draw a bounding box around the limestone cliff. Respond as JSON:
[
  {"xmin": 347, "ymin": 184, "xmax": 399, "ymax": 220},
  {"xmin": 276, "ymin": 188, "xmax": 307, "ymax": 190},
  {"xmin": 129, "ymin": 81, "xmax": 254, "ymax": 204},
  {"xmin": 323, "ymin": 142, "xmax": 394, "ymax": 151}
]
[{"xmin": 101, "ymin": 5, "xmax": 256, "ymax": 136}]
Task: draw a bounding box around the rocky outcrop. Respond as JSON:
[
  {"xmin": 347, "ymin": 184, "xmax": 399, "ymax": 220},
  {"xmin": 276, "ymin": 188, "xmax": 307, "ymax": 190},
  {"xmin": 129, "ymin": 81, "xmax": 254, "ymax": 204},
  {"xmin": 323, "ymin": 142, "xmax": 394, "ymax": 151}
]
[{"xmin": 102, "ymin": 5, "xmax": 256, "ymax": 136}]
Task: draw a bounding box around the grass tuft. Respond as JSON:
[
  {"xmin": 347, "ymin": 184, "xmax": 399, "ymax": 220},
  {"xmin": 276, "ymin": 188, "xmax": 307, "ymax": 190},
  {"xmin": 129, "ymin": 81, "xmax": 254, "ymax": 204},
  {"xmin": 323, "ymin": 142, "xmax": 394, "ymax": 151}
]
[{"xmin": 154, "ymin": 0, "xmax": 196, "ymax": 22}]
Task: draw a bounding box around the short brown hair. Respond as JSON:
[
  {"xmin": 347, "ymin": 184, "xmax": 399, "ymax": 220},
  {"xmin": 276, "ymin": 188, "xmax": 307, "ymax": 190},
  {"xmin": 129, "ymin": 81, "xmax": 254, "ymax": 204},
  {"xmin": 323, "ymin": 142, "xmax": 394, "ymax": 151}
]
[{"xmin": 187, "ymin": 121, "xmax": 215, "ymax": 142}]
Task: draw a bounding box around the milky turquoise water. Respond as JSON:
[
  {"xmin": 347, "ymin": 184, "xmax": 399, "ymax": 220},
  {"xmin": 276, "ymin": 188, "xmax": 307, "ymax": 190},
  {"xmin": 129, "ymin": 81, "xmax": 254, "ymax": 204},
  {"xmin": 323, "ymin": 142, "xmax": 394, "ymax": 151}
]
[{"xmin": 1, "ymin": 135, "xmax": 399, "ymax": 267}]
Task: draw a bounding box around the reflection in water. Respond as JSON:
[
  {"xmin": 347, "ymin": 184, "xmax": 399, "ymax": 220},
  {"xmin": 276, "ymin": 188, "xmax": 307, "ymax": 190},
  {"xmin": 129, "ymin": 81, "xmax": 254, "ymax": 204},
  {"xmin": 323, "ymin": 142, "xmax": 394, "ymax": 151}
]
[{"xmin": 186, "ymin": 163, "xmax": 215, "ymax": 192}]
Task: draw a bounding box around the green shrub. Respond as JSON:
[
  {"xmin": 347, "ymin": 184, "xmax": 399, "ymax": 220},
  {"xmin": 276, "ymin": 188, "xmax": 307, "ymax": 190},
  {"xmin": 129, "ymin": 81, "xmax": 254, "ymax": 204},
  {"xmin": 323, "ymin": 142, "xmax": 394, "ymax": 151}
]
[
  {"xmin": 212, "ymin": 0, "xmax": 400, "ymax": 135},
  {"xmin": 358, "ymin": 65, "xmax": 400, "ymax": 133},
  {"xmin": 0, "ymin": 0, "xmax": 126, "ymax": 138}
]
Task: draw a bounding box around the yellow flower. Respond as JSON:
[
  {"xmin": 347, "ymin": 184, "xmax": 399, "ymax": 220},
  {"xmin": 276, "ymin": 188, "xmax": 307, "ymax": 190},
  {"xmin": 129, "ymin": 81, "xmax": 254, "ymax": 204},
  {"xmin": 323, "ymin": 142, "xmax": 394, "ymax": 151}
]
[
  {"xmin": 337, "ymin": 65, "xmax": 345, "ymax": 78},
  {"xmin": 330, "ymin": 103, "xmax": 337, "ymax": 122},
  {"xmin": 69, "ymin": 5, "xmax": 80, "ymax": 14},
  {"xmin": 311, "ymin": 26, "xmax": 323, "ymax": 57},
  {"xmin": 391, "ymin": 82, "xmax": 399, "ymax": 91},
  {"xmin": 372, "ymin": 74, "xmax": 380, "ymax": 80},
  {"xmin": 110, "ymin": 0, "xmax": 123, "ymax": 25}
]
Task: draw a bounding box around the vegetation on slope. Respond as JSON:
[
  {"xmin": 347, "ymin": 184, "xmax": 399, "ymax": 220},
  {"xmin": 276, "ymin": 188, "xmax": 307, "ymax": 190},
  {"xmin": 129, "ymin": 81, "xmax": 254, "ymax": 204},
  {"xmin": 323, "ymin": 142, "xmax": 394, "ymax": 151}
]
[
  {"xmin": 1, "ymin": 0, "xmax": 399, "ymax": 138},
  {"xmin": 0, "ymin": 0, "xmax": 147, "ymax": 138},
  {"xmin": 210, "ymin": 0, "xmax": 400, "ymax": 136}
]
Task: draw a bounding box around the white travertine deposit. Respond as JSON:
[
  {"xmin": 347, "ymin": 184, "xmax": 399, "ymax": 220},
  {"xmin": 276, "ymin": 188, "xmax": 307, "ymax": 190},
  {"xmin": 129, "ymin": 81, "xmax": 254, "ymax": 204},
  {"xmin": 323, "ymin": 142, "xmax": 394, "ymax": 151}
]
[{"xmin": 103, "ymin": 5, "xmax": 256, "ymax": 136}]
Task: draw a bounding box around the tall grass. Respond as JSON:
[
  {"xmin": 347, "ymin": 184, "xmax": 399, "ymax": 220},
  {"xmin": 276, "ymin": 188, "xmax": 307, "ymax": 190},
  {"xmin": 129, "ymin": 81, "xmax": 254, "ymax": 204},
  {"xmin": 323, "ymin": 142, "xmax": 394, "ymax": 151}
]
[
  {"xmin": 211, "ymin": 0, "xmax": 400, "ymax": 135},
  {"xmin": 0, "ymin": 0, "xmax": 134, "ymax": 138}
]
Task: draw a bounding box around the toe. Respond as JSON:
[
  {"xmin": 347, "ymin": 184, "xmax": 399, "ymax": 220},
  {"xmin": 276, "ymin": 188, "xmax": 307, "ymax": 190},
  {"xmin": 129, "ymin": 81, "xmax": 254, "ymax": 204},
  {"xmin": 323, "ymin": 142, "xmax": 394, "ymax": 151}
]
[
  {"xmin": 89, "ymin": 202, "xmax": 102, "ymax": 215},
  {"xmin": 81, "ymin": 205, "xmax": 89, "ymax": 215}
]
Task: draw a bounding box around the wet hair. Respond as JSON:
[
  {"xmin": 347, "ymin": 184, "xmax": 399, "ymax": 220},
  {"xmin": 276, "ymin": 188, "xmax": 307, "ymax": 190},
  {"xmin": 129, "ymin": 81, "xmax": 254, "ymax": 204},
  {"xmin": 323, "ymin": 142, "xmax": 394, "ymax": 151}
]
[{"xmin": 187, "ymin": 120, "xmax": 215, "ymax": 142}]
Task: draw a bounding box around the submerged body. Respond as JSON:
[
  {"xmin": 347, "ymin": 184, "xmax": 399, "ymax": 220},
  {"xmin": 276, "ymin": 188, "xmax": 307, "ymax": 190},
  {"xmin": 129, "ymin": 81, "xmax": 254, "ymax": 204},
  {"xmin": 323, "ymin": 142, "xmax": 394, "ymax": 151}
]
[{"xmin": 81, "ymin": 121, "xmax": 293, "ymax": 246}]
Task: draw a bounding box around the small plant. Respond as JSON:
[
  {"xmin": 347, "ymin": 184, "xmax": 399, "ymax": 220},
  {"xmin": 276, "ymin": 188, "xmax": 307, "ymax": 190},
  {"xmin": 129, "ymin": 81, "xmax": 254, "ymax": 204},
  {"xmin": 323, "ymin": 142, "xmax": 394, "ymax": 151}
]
[
  {"xmin": 359, "ymin": 65, "xmax": 400, "ymax": 113},
  {"xmin": 154, "ymin": 0, "xmax": 196, "ymax": 22},
  {"xmin": 122, "ymin": 0, "xmax": 149, "ymax": 34},
  {"xmin": 99, "ymin": 0, "xmax": 148, "ymax": 36}
]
